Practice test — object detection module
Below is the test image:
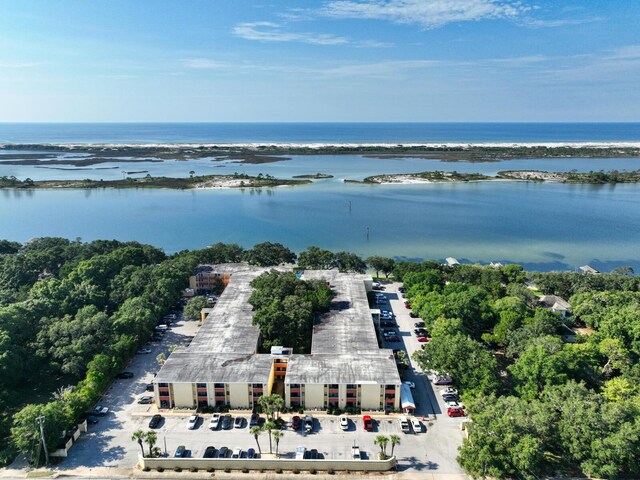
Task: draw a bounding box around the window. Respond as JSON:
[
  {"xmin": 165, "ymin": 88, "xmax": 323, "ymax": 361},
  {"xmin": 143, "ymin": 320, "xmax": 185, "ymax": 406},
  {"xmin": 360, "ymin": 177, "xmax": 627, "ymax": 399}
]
[
  {"xmin": 158, "ymin": 383, "xmax": 169, "ymax": 388},
  {"xmin": 252, "ymin": 383, "xmax": 263, "ymax": 389},
  {"xmin": 290, "ymin": 384, "xmax": 300, "ymax": 389},
  {"xmin": 196, "ymin": 383, "xmax": 207, "ymax": 388},
  {"xmin": 346, "ymin": 384, "xmax": 357, "ymax": 390},
  {"xmin": 328, "ymin": 384, "xmax": 339, "ymax": 389},
  {"xmin": 385, "ymin": 385, "xmax": 396, "ymax": 390},
  {"xmin": 214, "ymin": 383, "xmax": 225, "ymax": 389}
]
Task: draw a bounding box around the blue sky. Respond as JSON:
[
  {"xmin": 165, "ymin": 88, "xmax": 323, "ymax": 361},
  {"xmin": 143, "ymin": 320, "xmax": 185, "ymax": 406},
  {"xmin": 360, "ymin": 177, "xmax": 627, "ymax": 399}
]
[{"xmin": 1, "ymin": 0, "xmax": 639, "ymax": 122}]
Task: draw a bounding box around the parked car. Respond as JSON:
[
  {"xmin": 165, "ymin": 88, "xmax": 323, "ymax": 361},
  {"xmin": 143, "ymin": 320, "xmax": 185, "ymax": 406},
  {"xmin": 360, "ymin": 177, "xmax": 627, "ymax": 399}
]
[
  {"xmin": 339, "ymin": 415, "xmax": 349, "ymax": 431},
  {"xmin": 86, "ymin": 415, "xmax": 99, "ymax": 425},
  {"xmin": 447, "ymin": 407, "xmax": 465, "ymax": 417},
  {"xmin": 417, "ymin": 336, "xmax": 430, "ymax": 343},
  {"xmin": 411, "ymin": 417, "xmax": 422, "ymax": 433},
  {"xmin": 414, "ymin": 321, "xmax": 425, "ymax": 327},
  {"xmin": 231, "ymin": 448, "xmax": 242, "ymax": 459},
  {"xmin": 295, "ymin": 446, "xmax": 306, "ymax": 460},
  {"xmin": 115, "ymin": 371, "xmax": 134, "ymax": 379},
  {"xmin": 433, "ymin": 374, "xmax": 453, "ymax": 385},
  {"xmin": 203, "ymin": 446, "xmax": 216, "ymax": 458},
  {"xmin": 291, "ymin": 415, "xmax": 301, "ymax": 430},
  {"xmin": 404, "ymin": 301, "xmax": 411, "ymax": 309},
  {"xmin": 380, "ymin": 320, "xmax": 396, "ymax": 327},
  {"xmin": 441, "ymin": 387, "xmax": 459, "ymax": 397},
  {"xmin": 303, "ymin": 415, "xmax": 314, "ymax": 433},
  {"xmin": 221, "ymin": 414, "xmax": 232, "ymax": 430},
  {"xmin": 148, "ymin": 414, "xmax": 163, "ymax": 429},
  {"xmin": 151, "ymin": 334, "xmax": 163, "ymax": 342},
  {"xmin": 249, "ymin": 413, "xmax": 260, "ymax": 427},
  {"xmin": 403, "ymin": 381, "xmax": 415, "ymax": 389},
  {"xmin": 409, "ymin": 312, "xmax": 418, "ymax": 318},
  {"xmin": 94, "ymin": 406, "xmax": 109, "ymax": 416},
  {"xmin": 145, "ymin": 383, "xmax": 154, "ymax": 392},
  {"xmin": 442, "ymin": 394, "xmax": 459, "ymax": 403},
  {"xmin": 174, "ymin": 445, "xmax": 186, "ymax": 458},
  {"xmin": 362, "ymin": 415, "xmax": 373, "ymax": 431},
  {"xmin": 187, "ymin": 414, "xmax": 199, "ymax": 429},
  {"xmin": 308, "ymin": 448, "xmax": 318, "ymax": 460},
  {"xmin": 136, "ymin": 348, "xmax": 152, "ymax": 354},
  {"xmin": 398, "ymin": 286, "xmax": 405, "ymax": 293},
  {"xmin": 217, "ymin": 446, "xmax": 229, "ymax": 458},
  {"xmin": 414, "ymin": 328, "xmax": 428, "ymax": 335},
  {"xmin": 246, "ymin": 448, "xmax": 256, "ymax": 459},
  {"xmin": 372, "ymin": 282, "xmax": 382, "ymax": 290},
  {"xmin": 352, "ymin": 445, "xmax": 361, "ymax": 460},
  {"xmin": 234, "ymin": 416, "xmax": 244, "ymax": 429},
  {"xmin": 399, "ymin": 416, "xmax": 410, "ymax": 433},
  {"xmin": 386, "ymin": 335, "xmax": 400, "ymax": 342},
  {"xmin": 137, "ymin": 395, "xmax": 153, "ymax": 404},
  {"xmin": 209, "ymin": 413, "xmax": 221, "ymax": 430}
]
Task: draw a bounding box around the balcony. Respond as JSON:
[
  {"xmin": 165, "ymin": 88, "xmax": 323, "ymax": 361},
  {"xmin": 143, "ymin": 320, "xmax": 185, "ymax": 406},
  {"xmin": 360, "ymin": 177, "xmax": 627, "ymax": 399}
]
[
  {"xmin": 384, "ymin": 388, "xmax": 396, "ymax": 394},
  {"xmin": 214, "ymin": 388, "xmax": 226, "ymax": 394}
]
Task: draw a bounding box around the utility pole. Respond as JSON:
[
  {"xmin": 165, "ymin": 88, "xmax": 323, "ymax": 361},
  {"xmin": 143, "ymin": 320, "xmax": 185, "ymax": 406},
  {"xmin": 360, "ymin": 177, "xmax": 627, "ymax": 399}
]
[{"xmin": 36, "ymin": 416, "xmax": 49, "ymax": 465}]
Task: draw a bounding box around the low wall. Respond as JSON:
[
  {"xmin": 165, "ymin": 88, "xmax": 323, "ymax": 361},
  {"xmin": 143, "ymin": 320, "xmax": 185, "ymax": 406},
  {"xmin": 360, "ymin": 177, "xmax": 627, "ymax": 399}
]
[{"xmin": 139, "ymin": 456, "xmax": 396, "ymax": 472}]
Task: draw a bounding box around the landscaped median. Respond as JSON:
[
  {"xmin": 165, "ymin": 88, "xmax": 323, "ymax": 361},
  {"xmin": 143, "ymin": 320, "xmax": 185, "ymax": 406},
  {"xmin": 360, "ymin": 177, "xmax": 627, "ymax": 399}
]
[{"xmin": 137, "ymin": 455, "xmax": 397, "ymax": 473}]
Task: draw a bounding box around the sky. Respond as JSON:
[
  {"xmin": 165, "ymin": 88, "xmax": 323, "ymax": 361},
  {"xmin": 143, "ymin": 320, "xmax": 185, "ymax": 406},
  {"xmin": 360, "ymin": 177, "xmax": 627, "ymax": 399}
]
[{"xmin": 0, "ymin": 0, "xmax": 639, "ymax": 122}]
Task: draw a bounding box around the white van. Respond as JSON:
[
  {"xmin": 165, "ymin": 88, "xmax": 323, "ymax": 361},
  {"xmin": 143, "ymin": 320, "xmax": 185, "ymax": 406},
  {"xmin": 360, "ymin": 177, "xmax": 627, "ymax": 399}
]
[
  {"xmin": 295, "ymin": 446, "xmax": 307, "ymax": 460},
  {"xmin": 399, "ymin": 416, "xmax": 410, "ymax": 433},
  {"xmin": 351, "ymin": 445, "xmax": 361, "ymax": 460}
]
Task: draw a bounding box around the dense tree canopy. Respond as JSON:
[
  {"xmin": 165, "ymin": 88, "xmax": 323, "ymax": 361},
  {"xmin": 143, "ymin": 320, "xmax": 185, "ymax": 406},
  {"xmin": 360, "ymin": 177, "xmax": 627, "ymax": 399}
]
[{"xmin": 244, "ymin": 242, "xmax": 296, "ymax": 267}]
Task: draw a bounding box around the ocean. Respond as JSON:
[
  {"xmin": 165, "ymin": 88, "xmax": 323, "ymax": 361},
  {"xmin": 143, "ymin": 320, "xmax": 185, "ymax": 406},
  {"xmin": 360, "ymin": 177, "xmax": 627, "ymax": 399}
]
[{"xmin": 1, "ymin": 122, "xmax": 640, "ymax": 144}]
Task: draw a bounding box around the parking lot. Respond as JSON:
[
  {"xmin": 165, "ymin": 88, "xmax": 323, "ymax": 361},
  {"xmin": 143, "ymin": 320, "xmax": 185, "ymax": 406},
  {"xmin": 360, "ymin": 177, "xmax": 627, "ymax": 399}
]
[{"xmin": 58, "ymin": 287, "xmax": 466, "ymax": 476}]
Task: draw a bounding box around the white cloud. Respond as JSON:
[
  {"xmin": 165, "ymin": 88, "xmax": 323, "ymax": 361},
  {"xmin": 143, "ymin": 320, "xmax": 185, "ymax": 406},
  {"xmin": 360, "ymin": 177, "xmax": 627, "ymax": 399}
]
[
  {"xmin": 322, "ymin": 0, "xmax": 529, "ymax": 28},
  {"xmin": 521, "ymin": 16, "xmax": 603, "ymax": 28},
  {"xmin": 0, "ymin": 62, "xmax": 37, "ymax": 68},
  {"xmin": 233, "ymin": 21, "xmax": 348, "ymax": 45},
  {"xmin": 611, "ymin": 45, "xmax": 640, "ymax": 60}
]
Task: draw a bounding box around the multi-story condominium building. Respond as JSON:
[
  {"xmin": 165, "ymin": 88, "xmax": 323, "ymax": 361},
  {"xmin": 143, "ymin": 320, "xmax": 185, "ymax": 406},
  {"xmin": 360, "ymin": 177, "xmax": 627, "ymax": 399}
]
[{"xmin": 155, "ymin": 264, "xmax": 402, "ymax": 412}]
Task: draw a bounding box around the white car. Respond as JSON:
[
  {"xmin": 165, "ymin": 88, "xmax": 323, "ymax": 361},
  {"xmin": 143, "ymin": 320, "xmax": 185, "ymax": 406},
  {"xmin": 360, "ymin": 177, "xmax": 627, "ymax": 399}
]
[
  {"xmin": 339, "ymin": 415, "xmax": 349, "ymax": 431},
  {"xmin": 411, "ymin": 417, "xmax": 422, "ymax": 433},
  {"xmin": 187, "ymin": 414, "xmax": 199, "ymax": 429},
  {"xmin": 445, "ymin": 400, "xmax": 462, "ymax": 409},
  {"xmin": 94, "ymin": 405, "xmax": 109, "ymax": 416},
  {"xmin": 209, "ymin": 413, "xmax": 220, "ymax": 430},
  {"xmin": 137, "ymin": 347, "xmax": 152, "ymax": 354},
  {"xmin": 403, "ymin": 381, "xmax": 415, "ymax": 389},
  {"xmin": 441, "ymin": 387, "xmax": 459, "ymax": 397}
]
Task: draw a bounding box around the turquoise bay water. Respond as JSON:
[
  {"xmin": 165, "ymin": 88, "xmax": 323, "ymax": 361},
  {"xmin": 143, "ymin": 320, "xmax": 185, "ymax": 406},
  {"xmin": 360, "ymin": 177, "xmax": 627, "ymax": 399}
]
[{"xmin": 1, "ymin": 179, "xmax": 639, "ymax": 272}]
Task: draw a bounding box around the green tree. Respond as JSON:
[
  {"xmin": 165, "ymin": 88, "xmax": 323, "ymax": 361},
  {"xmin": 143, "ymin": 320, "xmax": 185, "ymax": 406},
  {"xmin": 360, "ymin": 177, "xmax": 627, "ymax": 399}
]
[
  {"xmin": 131, "ymin": 429, "xmax": 146, "ymax": 458},
  {"xmin": 389, "ymin": 434, "xmax": 400, "ymax": 457},
  {"xmin": 374, "ymin": 435, "xmax": 389, "ymax": 458},
  {"xmin": 333, "ymin": 251, "xmax": 366, "ymax": 273},
  {"xmin": 250, "ymin": 426, "xmax": 263, "ymax": 455},
  {"xmin": 145, "ymin": 430, "xmax": 157, "ymax": 457},
  {"xmin": 244, "ymin": 242, "xmax": 296, "ymax": 266},
  {"xmin": 183, "ymin": 296, "xmax": 209, "ymax": 321},
  {"xmin": 366, "ymin": 256, "xmax": 393, "ymax": 279},
  {"xmin": 263, "ymin": 421, "xmax": 276, "ymax": 454},
  {"xmin": 272, "ymin": 429, "xmax": 283, "ymax": 457},
  {"xmin": 297, "ymin": 246, "xmax": 335, "ymax": 270},
  {"xmin": 257, "ymin": 394, "xmax": 285, "ymax": 420}
]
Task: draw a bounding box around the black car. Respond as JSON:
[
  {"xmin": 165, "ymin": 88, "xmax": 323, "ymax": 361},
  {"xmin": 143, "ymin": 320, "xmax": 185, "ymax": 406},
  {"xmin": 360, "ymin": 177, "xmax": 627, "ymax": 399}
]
[
  {"xmin": 221, "ymin": 414, "xmax": 232, "ymax": 430},
  {"xmin": 414, "ymin": 321, "xmax": 425, "ymax": 328},
  {"xmin": 203, "ymin": 446, "xmax": 216, "ymax": 458},
  {"xmin": 115, "ymin": 371, "xmax": 134, "ymax": 379},
  {"xmin": 86, "ymin": 415, "xmax": 99, "ymax": 425},
  {"xmin": 398, "ymin": 287, "xmax": 405, "ymax": 293},
  {"xmin": 151, "ymin": 335, "xmax": 163, "ymax": 342},
  {"xmin": 174, "ymin": 445, "xmax": 186, "ymax": 458},
  {"xmin": 308, "ymin": 449, "xmax": 318, "ymax": 459},
  {"xmin": 149, "ymin": 414, "xmax": 163, "ymax": 429},
  {"xmin": 145, "ymin": 383, "xmax": 154, "ymax": 392},
  {"xmin": 409, "ymin": 312, "xmax": 418, "ymax": 318},
  {"xmin": 249, "ymin": 413, "xmax": 260, "ymax": 427},
  {"xmin": 217, "ymin": 447, "xmax": 229, "ymax": 458}
]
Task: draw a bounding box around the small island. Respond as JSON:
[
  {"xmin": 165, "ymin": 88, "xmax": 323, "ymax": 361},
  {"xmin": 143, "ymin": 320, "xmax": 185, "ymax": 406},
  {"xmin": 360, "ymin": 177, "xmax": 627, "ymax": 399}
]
[
  {"xmin": 360, "ymin": 169, "xmax": 640, "ymax": 185},
  {"xmin": 0, "ymin": 173, "xmax": 311, "ymax": 190},
  {"xmin": 291, "ymin": 172, "xmax": 334, "ymax": 179}
]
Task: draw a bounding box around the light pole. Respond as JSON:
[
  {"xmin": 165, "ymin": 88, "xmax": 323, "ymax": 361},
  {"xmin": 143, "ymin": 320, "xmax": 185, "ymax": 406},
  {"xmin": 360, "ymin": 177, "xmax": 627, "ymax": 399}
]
[
  {"xmin": 163, "ymin": 429, "xmax": 167, "ymax": 457},
  {"xmin": 36, "ymin": 416, "xmax": 49, "ymax": 465}
]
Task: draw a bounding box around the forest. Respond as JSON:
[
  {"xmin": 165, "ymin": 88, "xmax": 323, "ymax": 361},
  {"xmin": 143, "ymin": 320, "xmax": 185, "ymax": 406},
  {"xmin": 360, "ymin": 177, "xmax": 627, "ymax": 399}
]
[{"xmin": 398, "ymin": 262, "xmax": 640, "ymax": 479}]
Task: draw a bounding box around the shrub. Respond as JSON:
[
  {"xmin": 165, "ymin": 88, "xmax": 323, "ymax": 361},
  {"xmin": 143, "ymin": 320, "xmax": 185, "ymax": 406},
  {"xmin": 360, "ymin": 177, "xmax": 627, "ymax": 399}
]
[
  {"xmin": 309, "ymin": 468, "xmax": 317, "ymax": 474},
  {"xmin": 275, "ymin": 468, "xmax": 283, "ymax": 474},
  {"xmin": 292, "ymin": 469, "xmax": 300, "ymax": 474},
  {"xmin": 327, "ymin": 468, "xmax": 335, "ymax": 475},
  {"xmin": 156, "ymin": 467, "xmax": 164, "ymax": 472},
  {"xmin": 224, "ymin": 467, "xmax": 231, "ymax": 473},
  {"xmin": 207, "ymin": 467, "xmax": 215, "ymax": 473},
  {"xmin": 173, "ymin": 466, "xmax": 182, "ymax": 472},
  {"xmin": 242, "ymin": 468, "xmax": 250, "ymax": 473},
  {"xmin": 142, "ymin": 466, "xmax": 150, "ymax": 472},
  {"xmin": 189, "ymin": 466, "xmax": 198, "ymax": 472}
]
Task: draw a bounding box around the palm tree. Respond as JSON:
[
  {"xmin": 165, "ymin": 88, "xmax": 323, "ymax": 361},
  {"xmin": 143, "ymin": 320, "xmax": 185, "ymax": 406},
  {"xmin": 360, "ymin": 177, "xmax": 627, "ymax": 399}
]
[
  {"xmin": 263, "ymin": 421, "xmax": 276, "ymax": 454},
  {"xmin": 272, "ymin": 430, "xmax": 283, "ymax": 457},
  {"xmin": 250, "ymin": 426, "xmax": 263, "ymax": 455},
  {"xmin": 131, "ymin": 430, "xmax": 146, "ymax": 457},
  {"xmin": 146, "ymin": 430, "xmax": 158, "ymax": 458},
  {"xmin": 258, "ymin": 394, "xmax": 285, "ymax": 420},
  {"xmin": 374, "ymin": 435, "xmax": 389, "ymax": 458},
  {"xmin": 389, "ymin": 434, "xmax": 400, "ymax": 457}
]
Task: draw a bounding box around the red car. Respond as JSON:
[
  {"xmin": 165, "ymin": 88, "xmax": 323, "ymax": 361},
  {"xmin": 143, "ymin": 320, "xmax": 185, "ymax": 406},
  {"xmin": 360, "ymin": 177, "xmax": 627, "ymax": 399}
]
[
  {"xmin": 404, "ymin": 301, "xmax": 411, "ymax": 309},
  {"xmin": 291, "ymin": 415, "xmax": 301, "ymax": 430},
  {"xmin": 417, "ymin": 336, "xmax": 430, "ymax": 343},
  {"xmin": 362, "ymin": 415, "xmax": 374, "ymax": 431},
  {"xmin": 447, "ymin": 407, "xmax": 465, "ymax": 418}
]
